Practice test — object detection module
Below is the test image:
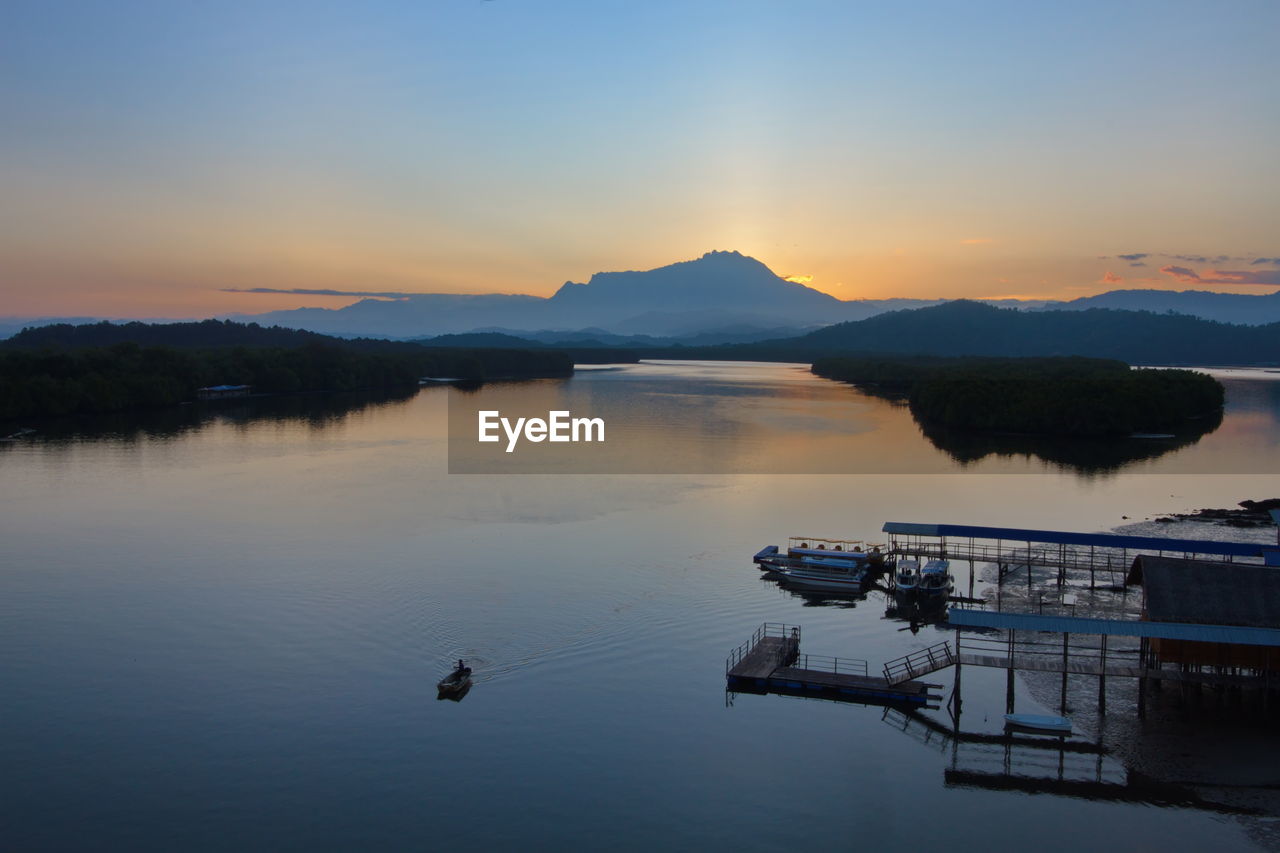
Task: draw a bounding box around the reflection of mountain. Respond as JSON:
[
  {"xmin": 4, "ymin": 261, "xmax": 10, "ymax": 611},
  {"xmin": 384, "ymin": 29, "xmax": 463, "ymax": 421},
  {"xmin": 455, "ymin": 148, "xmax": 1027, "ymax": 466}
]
[{"xmin": 916, "ymin": 409, "xmax": 1223, "ymax": 474}]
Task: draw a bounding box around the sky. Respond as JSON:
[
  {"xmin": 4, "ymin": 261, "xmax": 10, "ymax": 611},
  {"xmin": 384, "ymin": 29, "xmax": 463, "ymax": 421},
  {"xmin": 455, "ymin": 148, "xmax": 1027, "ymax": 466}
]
[{"xmin": 2, "ymin": 0, "xmax": 1278, "ymax": 317}]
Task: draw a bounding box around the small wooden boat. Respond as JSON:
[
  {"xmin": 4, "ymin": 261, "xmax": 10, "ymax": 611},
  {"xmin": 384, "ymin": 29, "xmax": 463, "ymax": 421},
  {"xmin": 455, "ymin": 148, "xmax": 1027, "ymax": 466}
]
[
  {"xmin": 437, "ymin": 661, "xmax": 472, "ymax": 696},
  {"xmin": 1004, "ymin": 713, "xmax": 1072, "ymax": 734}
]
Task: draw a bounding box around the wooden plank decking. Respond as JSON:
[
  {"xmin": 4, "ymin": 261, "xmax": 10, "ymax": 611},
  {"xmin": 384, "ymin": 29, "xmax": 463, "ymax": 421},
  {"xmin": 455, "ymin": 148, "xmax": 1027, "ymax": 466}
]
[
  {"xmin": 728, "ymin": 636, "xmax": 799, "ymax": 679},
  {"xmin": 768, "ymin": 666, "xmax": 940, "ymax": 704}
]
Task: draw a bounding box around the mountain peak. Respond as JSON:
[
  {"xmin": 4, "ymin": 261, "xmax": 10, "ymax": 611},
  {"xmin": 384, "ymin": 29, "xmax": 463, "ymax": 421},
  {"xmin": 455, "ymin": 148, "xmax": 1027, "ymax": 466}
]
[{"xmin": 548, "ymin": 251, "xmax": 838, "ymax": 318}]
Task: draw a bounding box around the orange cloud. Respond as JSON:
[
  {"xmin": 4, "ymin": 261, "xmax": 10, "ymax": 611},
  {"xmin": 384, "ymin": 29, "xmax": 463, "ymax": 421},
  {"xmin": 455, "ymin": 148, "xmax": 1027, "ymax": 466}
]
[
  {"xmin": 1099, "ymin": 271, "xmax": 1123, "ymax": 284},
  {"xmin": 783, "ymin": 273, "xmax": 813, "ymax": 283}
]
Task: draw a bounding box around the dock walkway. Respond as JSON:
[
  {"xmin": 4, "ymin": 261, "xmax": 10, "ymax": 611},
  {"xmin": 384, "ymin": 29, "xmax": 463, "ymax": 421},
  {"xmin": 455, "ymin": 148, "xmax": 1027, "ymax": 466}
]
[{"xmin": 727, "ymin": 624, "xmax": 941, "ymax": 707}]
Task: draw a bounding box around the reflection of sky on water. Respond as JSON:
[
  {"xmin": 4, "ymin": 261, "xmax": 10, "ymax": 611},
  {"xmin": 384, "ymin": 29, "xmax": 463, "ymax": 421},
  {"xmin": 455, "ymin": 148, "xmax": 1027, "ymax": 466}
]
[
  {"xmin": 447, "ymin": 361, "xmax": 1279, "ymax": 475},
  {"xmin": 4, "ymin": 361, "xmax": 1279, "ymax": 850}
]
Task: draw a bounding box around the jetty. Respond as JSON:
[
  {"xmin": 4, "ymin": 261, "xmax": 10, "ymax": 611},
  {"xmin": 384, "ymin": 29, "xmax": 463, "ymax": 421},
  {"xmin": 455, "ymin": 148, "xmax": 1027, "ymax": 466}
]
[
  {"xmin": 882, "ymin": 521, "xmax": 1279, "ymax": 595},
  {"xmin": 738, "ymin": 519, "xmax": 1280, "ymax": 721},
  {"xmin": 726, "ymin": 624, "xmax": 941, "ymax": 707}
]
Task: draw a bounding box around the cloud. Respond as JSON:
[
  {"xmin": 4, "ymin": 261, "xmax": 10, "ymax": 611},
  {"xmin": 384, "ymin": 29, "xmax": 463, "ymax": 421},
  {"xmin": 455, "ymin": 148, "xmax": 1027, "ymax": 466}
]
[
  {"xmin": 1116, "ymin": 253, "xmax": 1148, "ymax": 262},
  {"xmin": 783, "ymin": 274, "xmax": 813, "ymax": 284},
  {"xmin": 1159, "ymin": 265, "xmax": 1201, "ymax": 283},
  {"xmin": 1251, "ymin": 257, "xmax": 1280, "ymax": 266},
  {"xmin": 1099, "ymin": 271, "xmax": 1124, "ymax": 284},
  {"xmin": 222, "ymin": 287, "xmax": 416, "ymax": 299},
  {"xmin": 1158, "ymin": 266, "xmax": 1280, "ymax": 286}
]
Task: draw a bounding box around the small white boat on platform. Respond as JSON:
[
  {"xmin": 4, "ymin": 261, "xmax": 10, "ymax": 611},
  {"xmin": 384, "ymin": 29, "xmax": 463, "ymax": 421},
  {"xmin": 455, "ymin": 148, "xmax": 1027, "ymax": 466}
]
[{"xmin": 1004, "ymin": 713, "xmax": 1072, "ymax": 734}]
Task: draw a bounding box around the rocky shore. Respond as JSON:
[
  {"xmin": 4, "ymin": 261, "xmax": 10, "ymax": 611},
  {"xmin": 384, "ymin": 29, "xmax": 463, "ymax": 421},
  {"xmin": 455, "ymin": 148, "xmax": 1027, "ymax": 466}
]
[{"xmin": 1153, "ymin": 498, "xmax": 1280, "ymax": 528}]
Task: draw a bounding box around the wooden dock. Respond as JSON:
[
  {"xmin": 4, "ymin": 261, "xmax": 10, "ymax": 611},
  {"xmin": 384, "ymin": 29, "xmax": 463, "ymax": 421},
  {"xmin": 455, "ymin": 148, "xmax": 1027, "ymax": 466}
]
[{"xmin": 727, "ymin": 624, "xmax": 942, "ymax": 707}]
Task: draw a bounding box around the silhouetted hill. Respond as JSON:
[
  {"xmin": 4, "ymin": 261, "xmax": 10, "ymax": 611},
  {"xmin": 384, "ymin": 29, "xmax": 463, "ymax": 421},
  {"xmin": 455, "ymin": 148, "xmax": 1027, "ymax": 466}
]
[
  {"xmin": 1048, "ymin": 288, "xmax": 1280, "ymax": 325},
  {"xmin": 787, "ymin": 301, "xmax": 1280, "ymax": 364},
  {"xmin": 6, "ymin": 319, "xmax": 339, "ymax": 350},
  {"xmin": 419, "ymin": 332, "xmax": 542, "ymax": 348},
  {"xmin": 0, "ymin": 320, "xmax": 575, "ymax": 421}
]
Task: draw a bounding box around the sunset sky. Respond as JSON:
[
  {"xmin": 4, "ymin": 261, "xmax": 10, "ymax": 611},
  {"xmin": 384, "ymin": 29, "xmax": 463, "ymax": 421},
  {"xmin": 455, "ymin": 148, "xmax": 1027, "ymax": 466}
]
[{"xmin": 3, "ymin": 0, "xmax": 1278, "ymax": 317}]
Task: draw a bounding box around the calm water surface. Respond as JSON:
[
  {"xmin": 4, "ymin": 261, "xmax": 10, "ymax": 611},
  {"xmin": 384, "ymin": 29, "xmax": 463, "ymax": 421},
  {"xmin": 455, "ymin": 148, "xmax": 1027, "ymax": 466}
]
[{"xmin": 4, "ymin": 361, "xmax": 1280, "ymax": 851}]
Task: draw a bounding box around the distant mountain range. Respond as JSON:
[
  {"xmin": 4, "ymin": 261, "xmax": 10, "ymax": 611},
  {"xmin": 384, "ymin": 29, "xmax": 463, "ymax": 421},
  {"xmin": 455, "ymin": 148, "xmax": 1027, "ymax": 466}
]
[
  {"xmin": 1049, "ymin": 288, "xmax": 1280, "ymax": 325},
  {"xmin": 177, "ymin": 250, "xmax": 1280, "ymax": 338},
  {"xmin": 771, "ymin": 301, "xmax": 1280, "ymax": 365},
  {"xmin": 5, "ymin": 251, "xmax": 1280, "ymax": 342},
  {"xmin": 233, "ymin": 250, "xmax": 900, "ymax": 338},
  {"xmin": 9, "ymin": 301, "xmax": 1280, "ymax": 366}
]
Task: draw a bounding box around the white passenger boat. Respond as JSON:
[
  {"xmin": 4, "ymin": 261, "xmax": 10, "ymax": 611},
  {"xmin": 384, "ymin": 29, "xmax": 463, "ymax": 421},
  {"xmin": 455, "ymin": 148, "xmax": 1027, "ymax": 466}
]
[
  {"xmin": 787, "ymin": 537, "xmax": 879, "ymax": 561},
  {"xmin": 894, "ymin": 559, "xmax": 920, "ymax": 604},
  {"xmin": 774, "ymin": 561, "xmax": 870, "ymax": 591},
  {"xmin": 758, "ymin": 538, "xmax": 887, "ymax": 570}
]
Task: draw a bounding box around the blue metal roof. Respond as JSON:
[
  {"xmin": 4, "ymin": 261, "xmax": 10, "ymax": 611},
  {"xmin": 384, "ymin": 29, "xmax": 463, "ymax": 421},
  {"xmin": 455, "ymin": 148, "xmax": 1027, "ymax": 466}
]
[
  {"xmin": 948, "ymin": 608, "xmax": 1280, "ymax": 646},
  {"xmin": 882, "ymin": 521, "xmax": 1266, "ymax": 559}
]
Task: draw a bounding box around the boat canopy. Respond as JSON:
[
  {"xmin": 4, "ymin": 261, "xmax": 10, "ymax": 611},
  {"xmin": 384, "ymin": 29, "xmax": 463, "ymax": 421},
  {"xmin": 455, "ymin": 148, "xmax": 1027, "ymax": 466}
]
[{"xmin": 789, "ymin": 537, "xmax": 883, "ymax": 553}]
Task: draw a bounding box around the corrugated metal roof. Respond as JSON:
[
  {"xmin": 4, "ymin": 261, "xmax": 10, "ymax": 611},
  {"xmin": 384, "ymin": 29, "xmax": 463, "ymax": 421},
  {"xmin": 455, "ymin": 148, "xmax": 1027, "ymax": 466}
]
[
  {"xmin": 1132, "ymin": 556, "xmax": 1280, "ymax": 628},
  {"xmin": 882, "ymin": 521, "xmax": 1265, "ymax": 559},
  {"xmin": 948, "ymin": 608, "xmax": 1280, "ymax": 646}
]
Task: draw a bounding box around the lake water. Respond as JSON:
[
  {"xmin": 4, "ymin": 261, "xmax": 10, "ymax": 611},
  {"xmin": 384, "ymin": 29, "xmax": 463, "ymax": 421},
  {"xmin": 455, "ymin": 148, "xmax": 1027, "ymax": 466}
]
[{"xmin": 4, "ymin": 361, "xmax": 1280, "ymax": 851}]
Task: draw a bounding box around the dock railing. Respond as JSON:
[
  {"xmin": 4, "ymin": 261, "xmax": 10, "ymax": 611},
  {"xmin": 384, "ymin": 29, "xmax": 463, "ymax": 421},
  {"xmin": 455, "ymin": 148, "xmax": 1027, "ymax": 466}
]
[
  {"xmin": 726, "ymin": 623, "xmax": 800, "ymax": 674},
  {"xmin": 790, "ymin": 653, "xmax": 869, "ymax": 678},
  {"xmin": 888, "ymin": 538, "xmax": 1147, "ymax": 588}
]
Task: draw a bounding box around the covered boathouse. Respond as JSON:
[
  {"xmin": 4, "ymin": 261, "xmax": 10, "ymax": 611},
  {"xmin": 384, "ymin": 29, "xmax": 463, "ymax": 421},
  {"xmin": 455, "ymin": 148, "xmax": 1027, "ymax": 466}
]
[{"xmin": 1127, "ymin": 555, "xmax": 1280, "ymax": 681}]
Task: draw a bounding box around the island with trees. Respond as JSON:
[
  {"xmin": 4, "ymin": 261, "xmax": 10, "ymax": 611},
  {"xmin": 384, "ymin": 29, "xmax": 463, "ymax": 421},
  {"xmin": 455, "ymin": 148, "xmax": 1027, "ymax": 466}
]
[
  {"xmin": 0, "ymin": 320, "xmax": 576, "ymax": 421},
  {"xmin": 811, "ymin": 355, "xmax": 1224, "ymax": 437}
]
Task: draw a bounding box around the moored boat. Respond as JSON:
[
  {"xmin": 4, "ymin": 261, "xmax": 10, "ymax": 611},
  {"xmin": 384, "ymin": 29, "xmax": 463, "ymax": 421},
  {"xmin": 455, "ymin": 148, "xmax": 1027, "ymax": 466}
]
[
  {"xmin": 773, "ymin": 560, "xmax": 869, "ymax": 591},
  {"xmin": 893, "ymin": 559, "xmax": 920, "ymax": 605},
  {"xmin": 916, "ymin": 559, "xmax": 953, "ymax": 606},
  {"xmin": 756, "ymin": 538, "xmax": 888, "ymax": 572}
]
